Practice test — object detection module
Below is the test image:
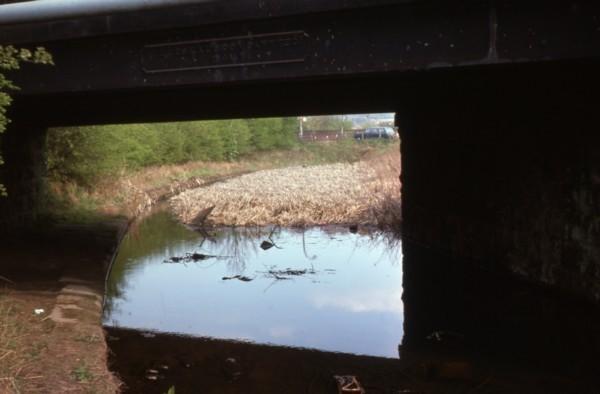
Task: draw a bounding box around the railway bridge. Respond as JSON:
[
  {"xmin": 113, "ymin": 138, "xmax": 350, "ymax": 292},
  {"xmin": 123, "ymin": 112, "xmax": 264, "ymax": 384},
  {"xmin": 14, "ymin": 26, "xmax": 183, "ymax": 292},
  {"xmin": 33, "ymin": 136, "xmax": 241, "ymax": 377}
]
[{"xmin": 0, "ymin": 0, "xmax": 599, "ymax": 355}]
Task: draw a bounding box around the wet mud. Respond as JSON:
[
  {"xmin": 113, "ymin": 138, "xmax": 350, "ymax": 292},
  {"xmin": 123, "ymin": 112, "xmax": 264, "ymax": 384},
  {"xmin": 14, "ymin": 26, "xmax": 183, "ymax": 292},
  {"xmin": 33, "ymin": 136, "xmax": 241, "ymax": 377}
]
[{"xmin": 107, "ymin": 327, "xmax": 598, "ymax": 394}]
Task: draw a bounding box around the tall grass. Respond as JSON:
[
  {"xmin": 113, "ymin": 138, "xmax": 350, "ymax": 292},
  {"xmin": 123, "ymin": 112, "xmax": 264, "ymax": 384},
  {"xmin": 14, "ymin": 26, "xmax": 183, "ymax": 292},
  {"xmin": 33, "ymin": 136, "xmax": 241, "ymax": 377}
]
[{"xmin": 43, "ymin": 139, "xmax": 398, "ymax": 222}]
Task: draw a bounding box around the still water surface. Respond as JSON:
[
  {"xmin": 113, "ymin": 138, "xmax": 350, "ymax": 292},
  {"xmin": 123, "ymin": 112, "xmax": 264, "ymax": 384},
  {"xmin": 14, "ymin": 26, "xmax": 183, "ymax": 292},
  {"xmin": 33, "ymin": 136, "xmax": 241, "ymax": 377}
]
[{"xmin": 103, "ymin": 210, "xmax": 402, "ymax": 358}]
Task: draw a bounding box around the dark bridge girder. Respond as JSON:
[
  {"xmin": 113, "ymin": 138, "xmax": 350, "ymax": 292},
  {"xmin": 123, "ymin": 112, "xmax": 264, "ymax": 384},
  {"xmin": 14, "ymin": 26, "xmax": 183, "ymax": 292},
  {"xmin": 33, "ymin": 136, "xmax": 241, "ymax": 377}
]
[
  {"xmin": 0, "ymin": 0, "xmax": 599, "ymax": 322},
  {"xmin": 2, "ymin": 2, "xmax": 600, "ymax": 113},
  {"xmin": 4, "ymin": 58, "xmax": 596, "ymax": 128}
]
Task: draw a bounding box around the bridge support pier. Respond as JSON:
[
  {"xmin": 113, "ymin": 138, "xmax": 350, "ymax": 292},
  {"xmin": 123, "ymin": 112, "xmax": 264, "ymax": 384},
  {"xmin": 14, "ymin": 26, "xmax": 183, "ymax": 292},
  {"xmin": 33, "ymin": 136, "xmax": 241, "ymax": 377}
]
[
  {"xmin": 397, "ymin": 66, "xmax": 600, "ymax": 367},
  {"xmin": 0, "ymin": 121, "xmax": 47, "ymax": 230}
]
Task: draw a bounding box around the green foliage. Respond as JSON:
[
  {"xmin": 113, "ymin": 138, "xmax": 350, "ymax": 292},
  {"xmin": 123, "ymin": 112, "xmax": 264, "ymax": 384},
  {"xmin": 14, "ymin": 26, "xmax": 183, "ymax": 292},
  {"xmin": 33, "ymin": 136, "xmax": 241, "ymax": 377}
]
[
  {"xmin": 304, "ymin": 115, "xmax": 352, "ymax": 131},
  {"xmin": 247, "ymin": 117, "xmax": 298, "ymax": 151},
  {"xmin": 47, "ymin": 124, "xmax": 160, "ymax": 186},
  {"xmin": 71, "ymin": 362, "xmax": 93, "ymax": 382},
  {"xmin": 165, "ymin": 386, "xmax": 176, "ymax": 394},
  {"xmin": 47, "ymin": 117, "xmax": 300, "ymax": 187},
  {"xmin": 154, "ymin": 122, "xmax": 185, "ymax": 164},
  {"xmin": 247, "ymin": 117, "xmax": 282, "ymax": 151},
  {"xmin": 279, "ymin": 117, "xmax": 300, "ymax": 147},
  {"xmin": 0, "ymin": 45, "xmax": 53, "ymax": 196}
]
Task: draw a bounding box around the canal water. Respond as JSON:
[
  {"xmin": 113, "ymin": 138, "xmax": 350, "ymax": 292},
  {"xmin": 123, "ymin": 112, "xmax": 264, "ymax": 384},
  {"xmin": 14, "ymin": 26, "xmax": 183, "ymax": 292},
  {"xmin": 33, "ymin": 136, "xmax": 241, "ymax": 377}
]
[
  {"xmin": 103, "ymin": 209, "xmax": 402, "ymax": 358},
  {"xmin": 103, "ymin": 209, "xmax": 600, "ymax": 393}
]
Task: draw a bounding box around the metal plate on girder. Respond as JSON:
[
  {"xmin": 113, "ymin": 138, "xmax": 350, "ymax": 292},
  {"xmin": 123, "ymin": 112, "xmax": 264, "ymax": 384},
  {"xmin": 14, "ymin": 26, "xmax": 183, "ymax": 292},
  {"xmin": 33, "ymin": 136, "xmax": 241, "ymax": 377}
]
[{"xmin": 141, "ymin": 31, "xmax": 308, "ymax": 73}]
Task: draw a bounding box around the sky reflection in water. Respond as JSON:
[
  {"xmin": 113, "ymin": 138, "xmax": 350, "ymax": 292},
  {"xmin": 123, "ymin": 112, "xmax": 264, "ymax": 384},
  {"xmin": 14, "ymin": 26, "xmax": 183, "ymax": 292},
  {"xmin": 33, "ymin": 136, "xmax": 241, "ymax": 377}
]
[{"xmin": 103, "ymin": 210, "xmax": 403, "ymax": 358}]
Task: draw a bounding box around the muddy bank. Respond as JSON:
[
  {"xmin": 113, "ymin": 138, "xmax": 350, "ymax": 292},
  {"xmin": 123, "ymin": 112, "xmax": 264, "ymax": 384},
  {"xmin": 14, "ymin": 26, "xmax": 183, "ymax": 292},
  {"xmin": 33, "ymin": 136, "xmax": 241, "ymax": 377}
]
[
  {"xmin": 170, "ymin": 158, "xmax": 401, "ymax": 228},
  {"xmin": 0, "ymin": 219, "xmax": 127, "ymax": 393},
  {"xmin": 107, "ymin": 327, "xmax": 594, "ymax": 394},
  {"xmin": 107, "ymin": 328, "xmax": 406, "ymax": 394}
]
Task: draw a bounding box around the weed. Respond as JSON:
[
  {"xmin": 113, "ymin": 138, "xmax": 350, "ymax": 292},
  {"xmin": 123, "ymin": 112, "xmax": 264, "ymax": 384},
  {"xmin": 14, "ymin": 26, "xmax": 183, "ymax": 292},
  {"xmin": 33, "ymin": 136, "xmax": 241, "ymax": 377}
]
[
  {"xmin": 72, "ymin": 362, "xmax": 93, "ymax": 383},
  {"xmin": 0, "ymin": 296, "xmax": 45, "ymax": 393},
  {"xmin": 74, "ymin": 334, "xmax": 102, "ymax": 344},
  {"xmin": 165, "ymin": 386, "xmax": 176, "ymax": 394},
  {"xmin": 26, "ymin": 341, "xmax": 47, "ymax": 359}
]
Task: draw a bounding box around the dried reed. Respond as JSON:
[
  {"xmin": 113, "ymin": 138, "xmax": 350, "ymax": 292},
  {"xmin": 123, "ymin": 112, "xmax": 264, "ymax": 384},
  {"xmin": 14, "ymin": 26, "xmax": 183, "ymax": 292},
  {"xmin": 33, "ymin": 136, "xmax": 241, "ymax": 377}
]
[{"xmin": 170, "ymin": 150, "xmax": 401, "ymax": 229}]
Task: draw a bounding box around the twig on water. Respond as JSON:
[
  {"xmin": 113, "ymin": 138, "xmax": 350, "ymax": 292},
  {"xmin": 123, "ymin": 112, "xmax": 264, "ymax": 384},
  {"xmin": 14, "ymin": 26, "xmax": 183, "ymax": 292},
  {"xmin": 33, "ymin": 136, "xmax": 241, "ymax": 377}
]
[
  {"xmin": 266, "ymin": 226, "xmax": 283, "ymax": 249},
  {"xmin": 164, "ymin": 252, "xmax": 230, "ymax": 264}
]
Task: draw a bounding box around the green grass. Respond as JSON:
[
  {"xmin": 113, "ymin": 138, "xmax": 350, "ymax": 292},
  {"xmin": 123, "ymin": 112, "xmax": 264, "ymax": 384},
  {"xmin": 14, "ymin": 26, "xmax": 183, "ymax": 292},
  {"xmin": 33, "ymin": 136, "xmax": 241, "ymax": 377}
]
[
  {"xmin": 72, "ymin": 362, "xmax": 93, "ymax": 383},
  {"xmin": 297, "ymin": 139, "xmax": 394, "ymax": 164}
]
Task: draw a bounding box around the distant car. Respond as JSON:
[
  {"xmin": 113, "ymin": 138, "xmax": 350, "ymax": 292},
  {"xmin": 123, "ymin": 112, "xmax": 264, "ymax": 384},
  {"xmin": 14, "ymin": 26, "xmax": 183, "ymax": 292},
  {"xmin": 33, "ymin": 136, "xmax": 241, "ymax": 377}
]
[{"xmin": 354, "ymin": 127, "xmax": 396, "ymax": 140}]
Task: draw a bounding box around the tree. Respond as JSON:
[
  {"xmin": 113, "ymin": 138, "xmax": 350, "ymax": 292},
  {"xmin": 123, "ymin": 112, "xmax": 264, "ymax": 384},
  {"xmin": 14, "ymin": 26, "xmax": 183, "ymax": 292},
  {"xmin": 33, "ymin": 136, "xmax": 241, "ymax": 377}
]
[
  {"xmin": 45, "ymin": 117, "xmax": 301, "ymax": 189},
  {"xmin": 304, "ymin": 115, "xmax": 352, "ymax": 131},
  {"xmin": 219, "ymin": 119, "xmax": 252, "ymax": 160},
  {"xmin": 247, "ymin": 117, "xmax": 283, "ymax": 151},
  {"xmin": 0, "ymin": 45, "xmax": 53, "ymax": 195}
]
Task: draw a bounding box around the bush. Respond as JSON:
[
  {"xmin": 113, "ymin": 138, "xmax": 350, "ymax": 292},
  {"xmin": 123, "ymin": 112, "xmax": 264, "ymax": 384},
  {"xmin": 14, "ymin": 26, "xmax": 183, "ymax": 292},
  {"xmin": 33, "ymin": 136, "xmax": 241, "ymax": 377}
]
[{"xmin": 47, "ymin": 117, "xmax": 300, "ymax": 187}]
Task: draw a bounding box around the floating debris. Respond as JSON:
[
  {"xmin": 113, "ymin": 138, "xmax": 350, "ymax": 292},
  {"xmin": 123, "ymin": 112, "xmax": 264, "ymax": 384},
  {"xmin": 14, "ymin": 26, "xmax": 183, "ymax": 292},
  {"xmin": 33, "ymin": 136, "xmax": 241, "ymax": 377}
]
[
  {"xmin": 260, "ymin": 240, "xmax": 274, "ymax": 250},
  {"xmin": 222, "ymin": 275, "xmax": 254, "ymax": 282},
  {"xmin": 334, "ymin": 375, "xmax": 365, "ymax": 394},
  {"xmin": 260, "ymin": 226, "xmax": 284, "ymax": 250},
  {"xmin": 422, "ymin": 361, "xmax": 473, "ymax": 381},
  {"xmin": 259, "ymin": 267, "xmax": 317, "ymax": 281},
  {"xmin": 222, "ymin": 357, "xmax": 243, "ymax": 381},
  {"xmin": 165, "ymin": 252, "xmax": 220, "ymax": 263},
  {"xmin": 144, "ymin": 367, "xmax": 164, "ymax": 381},
  {"xmin": 189, "ymin": 205, "xmax": 215, "ymax": 226},
  {"xmin": 425, "ymin": 330, "xmax": 465, "ymax": 353},
  {"xmin": 279, "ymin": 269, "xmax": 313, "ymax": 276},
  {"xmin": 144, "ymin": 363, "xmax": 170, "ymax": 382},
  {"xmin": 426, "ymin": 331, "xmax": 464, "ymax": 343}
]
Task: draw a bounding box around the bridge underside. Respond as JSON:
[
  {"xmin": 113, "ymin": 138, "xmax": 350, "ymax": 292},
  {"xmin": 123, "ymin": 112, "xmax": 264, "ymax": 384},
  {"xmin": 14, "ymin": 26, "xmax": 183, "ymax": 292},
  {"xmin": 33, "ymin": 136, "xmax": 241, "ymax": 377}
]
[
  {"xmin": 4, "ymin": 59, "xmax": 599, "ymax": 302},
  {"xmin": 0, "ymin": 1, "xmax": 598, "ymax": 359}
]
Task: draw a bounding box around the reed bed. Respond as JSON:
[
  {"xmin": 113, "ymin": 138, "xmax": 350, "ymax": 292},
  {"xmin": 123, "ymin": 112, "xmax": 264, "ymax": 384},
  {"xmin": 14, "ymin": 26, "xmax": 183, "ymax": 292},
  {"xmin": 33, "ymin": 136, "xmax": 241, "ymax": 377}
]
[{"xmin": 170, "ymin": 150, "xmax": 401, "ymax": 229}]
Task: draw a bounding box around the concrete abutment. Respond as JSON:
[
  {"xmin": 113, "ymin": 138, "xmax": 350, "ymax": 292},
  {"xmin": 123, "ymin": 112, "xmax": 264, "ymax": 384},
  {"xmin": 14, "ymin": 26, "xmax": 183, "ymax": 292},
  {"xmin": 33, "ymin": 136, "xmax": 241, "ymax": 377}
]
[
  {"xmin": 398, "ymin": 72, "xmax": 599, "ymax": 304},
  {"xmin": 398, "ymin": 68, "xmax": 600, "ymax": 366},
  {"xmin": 0, "ymin": 120, "xmax": 47, "ymax": 229}
]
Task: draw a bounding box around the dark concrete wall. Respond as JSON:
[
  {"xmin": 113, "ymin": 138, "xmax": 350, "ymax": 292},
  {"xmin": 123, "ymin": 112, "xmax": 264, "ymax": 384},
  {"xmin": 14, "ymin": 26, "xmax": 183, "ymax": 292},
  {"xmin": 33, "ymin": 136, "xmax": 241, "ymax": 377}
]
[
  {"xmin": 0, "ymin": 121, "xmax": 47, "ymax": 229},
  {"xmin": 398, "ymin": 64, "xmax": 600, "ymax": 304}
]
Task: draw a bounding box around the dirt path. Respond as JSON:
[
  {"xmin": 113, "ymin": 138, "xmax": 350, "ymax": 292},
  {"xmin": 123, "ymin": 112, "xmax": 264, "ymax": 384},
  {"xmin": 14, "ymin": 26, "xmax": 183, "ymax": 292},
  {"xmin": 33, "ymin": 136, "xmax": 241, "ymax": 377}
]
[{"xmin": 0, "ymin": 220, "xmax": 127, "ymax": 393}]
